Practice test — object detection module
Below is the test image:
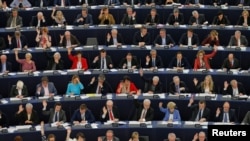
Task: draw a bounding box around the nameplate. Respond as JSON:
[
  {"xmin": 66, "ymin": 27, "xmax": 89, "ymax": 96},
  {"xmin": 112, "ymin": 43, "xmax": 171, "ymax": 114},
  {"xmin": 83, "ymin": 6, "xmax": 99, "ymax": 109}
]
[
  {"xmin": 140, "ymin": 46, "xmax": 146, "ymax": 49},
  {"xmin": 101, "ymin": 96, "xmax": 107, "ymax": 99},
  {"xmin": 153, "ymin": 95, "xmax": 160, "ymax": 99},
  {"xmin": 235, "ymin": 47, "xmax": 241, "ymax": 51},
  {"xmin": 117, "ymin": 45, "xmax": 122, "ymax": 49},
  {"xmin": 205, "ymin": 96, "xmax": 212, "ymax": 100},
  {"xmin": 112, "ymin": 123, "xmax": 119, "ymax": 127},
  {"xmin": 140, "ymin": 123, "xmax": 147, "ymax": 128},
  {"xmin": 202, "ymin": 70, "xmax": 209, "ymax": 73},
  {"xmin": 1, "ymin": 129, "xmax": 8, "ymax": 133},
  {"xmin": 29, "ymin": 127, "xmax": 36, "ymax": 131},
  {"xmin": 28, "ymin": 72, "xmax": 34, "ymax": 76},
  {"xmin": 127, "ymin": 95, "xmax": 134, "ymax": 99},
  {"xmin": 75, "ymin": 96, "xmax": 81, "ymax": 100},
  {"xmin": 53, "ymin": 71, "xmax": 60, "ymax": 75},
  {"xmin": 102, "ymin": 69, "xmax": 109, "ymax": 73},
  {"xmin": 153, "ymin": 69, "xmax": 158, "ymax": 73},
  {"xmin": 188, "ymin": 46, "xmax": 193, "ymax": 49},
  {"xmin": 78, "ymin": 70, "xmax": 84, "ymax": 74},
  {"xmin": 128, "ymin": 69, "xmax": 133, "ymax": 73},
  {"xmin": 22, "ymin": 99, "xmax": 28, "ymax": 103},
  {"xmin": 227, "ymin": 71, "xmax": 233, "ymax": 74},
  {"xmin": 231, "ymin": 96, "xmax": 239, "ymax": 100},
  {"xmin": 1, "ymin": 73, "xmax": 8, "ymax": 77},
  {"xmin": 85, "ymin": 124, "xmax": 91, "ymax": 128},
  {"xmin": 177, "ymin": 69, "xmax": 183, "ymax": 73},
  {"xmin": 179, "ymin": 95, "xmax": 185, "ymax": 99},
  {"xmin": 194, "ymin": 124, "xmax": 201, "ymax": 128},
  {"xmin": 57, "ymin": 125, "xmax": 64, "ymax": 129},
  {"xmin": 164, "ymin": 45, "xmax": 170, "ymax": 49},
  {"xmin": 167, "ymin": 123, "xmax": 173, "ymax": 127}
]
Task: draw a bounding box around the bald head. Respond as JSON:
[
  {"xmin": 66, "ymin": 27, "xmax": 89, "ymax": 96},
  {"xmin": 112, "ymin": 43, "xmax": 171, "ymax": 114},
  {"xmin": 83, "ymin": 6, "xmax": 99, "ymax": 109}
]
[
  {"xmin": 223, "ymin": 101, "xmax": 230, "ymax": 112},
  {"xmin": 106, "ymin": 100, "xmax": 113, "ymax": 110}
]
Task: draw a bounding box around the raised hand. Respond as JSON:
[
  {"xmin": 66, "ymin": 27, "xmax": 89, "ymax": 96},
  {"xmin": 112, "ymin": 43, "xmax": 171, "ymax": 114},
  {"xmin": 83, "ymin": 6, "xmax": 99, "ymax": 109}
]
[
  {"xmin": 102, "ymin": 106, "xmax": 107, "ymax": 114},
  {"xmin": 42, "ymin": 100, "xmax": 47, "ymax": 108}
]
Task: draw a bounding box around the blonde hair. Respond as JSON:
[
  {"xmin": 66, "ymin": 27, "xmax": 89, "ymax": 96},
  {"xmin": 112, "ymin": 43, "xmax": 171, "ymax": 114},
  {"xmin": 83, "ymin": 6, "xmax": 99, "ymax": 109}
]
[
  {"xmin": 131, "ymin": 132, "xmax": 139, "ymax": 139},
  {"xmin": 167, "ymin": 101, "xmax": 176, "ymax": 109},
  {"xmin": 210, "ymin": 30, "xmax": 218, "ymax": 37},
  {"xmin": 196, "ymin": 50, "xmax": 205, "ymax": 58},
  {"xmin": 25, "ymin": 53, "xmax": 32, "ymax": 59},
  {"xmin": 201, "ymin": 75, "xmax": 214, "ymax": 92},
  {"xmin": 56, "ymin": 10, "xmax": 65, "ymax": 20},
  {"xmin": 242, "ymin": 10, "xmax": 249, "ymax": 17},
  {"xmin": 16, "ymin": 80, "xmax": 24, "ymax": 89}
]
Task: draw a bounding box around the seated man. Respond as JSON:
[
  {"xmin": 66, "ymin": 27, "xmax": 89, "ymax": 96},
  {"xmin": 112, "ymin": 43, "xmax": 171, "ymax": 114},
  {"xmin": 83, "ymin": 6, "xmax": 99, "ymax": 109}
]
[
  {"xmin": 86, "ymin": 74, "xmax": 113, "ymax": 95},
  {"xmin": 6, "ymin": 8, "xmax": 23, "ymax": 27},
  {"xmin": 212, "ymin": 11, "xmax": 230, "ymax": 26},
  {"xmin": 139, "ymin": 69, "xmax": 163, "ymax": 94},
  {"xmin": 36, "ymin": 76, "xmax": 58, "ymax": 97},
  {"xmin": 74, "ymin": 8, "xmax": 93, "ymax": 26},
  {"xmin": 222, "ymin": 79, "xmax": 246, "ymax": 96},
  {"xmin": 15, "ymin": 103, "xmax": 39, "ymax": 125},
  {"xmin": 91, "ymin": 49, "xmax": 113, "ymax": 69},
  {"xmin": 116, "ymin": 75, "xmax": 139, "ymax": 95},
  {"xmin": 42, "ymin": 101, "xmax": 66, "ymax": 124},
  {"xmin": 241, "ymin": 111, "xmax": 250, "ymax": 125},
  {"xmin": 106, "ymin": 29, "xmax": 124, "ymax": 46},
  {"xmin": 133, "ymin": 26, "xmax": 151, "ymax": 47},
  {"xmin": 71, "ymin": 104, "xmax": 95, "ymax": 124},
  {"xmin": 118, "ymin": 52, "xmax": 138, "ymax": 69},
  {"xmin": 59, "ymin": 31, "xmax": 80, "ymax": 48},
  {"xmin": 154, "ymin": 28, "xmax": 175, "ymax": 47},
  {"xmin": 0, "ymin": 55, "xmax": 12, "ymax": 73},
  {"xmin": 214, "ymin": 101, "xmax": 238, "ymax": 123},
  {"xmin": 144, "ymin": 49, "xmax": 164, "ymax": 69},
  {"xmin": 188, "ymin": 98, "xmax": 210, "ymax": 122},
  {"xmin": 10, "ymin": 0, "xmax": 31, "ymax": 8},
  {"xmin": 167, "ymin": 8, "xmax": 184, "ymax": 25},
  {"xmin": 30, "ymin": 12, "xmax": 47, "ymax": 27},
  {"xmin": 221, "ymin": 53, "xmax": 240, "ymax": 70},
  {"xmin": 100, "ymin": 100, "xmax": 120, "ymax": 122},
  {"xmin": 104, "ymin": 0, "xmax": 120, "ymax": 5},
  {"xmin": 121, "ymin": 7, "xmax": 137, "ymax": 25},
  {"xmin": 169, "ymin": 76, "xmax": 188, "ymax": 95},
  {"xmin": 188, "ymin": 10, "xmax": 207, "ymax": 26},
  {"xmin": 192, "ymin": 131, "xmax": 207, "ymax": 141},
  {"xmin": 168, "ymin": 52, "xmax": 191, "ymax": 69},
  {"xmin": 179, "ymin": 29, "xmax": 200, "ymax": 48},
  {"xmin": 144, "ymin": 8, "xmax": 160, "ymax": 25},
  {"xmin": 8, "ymin": 31, "xmax": 28, "ymax": 49},
  {"xmin": 98, "ymin": 130, "xmax": 120, "ymax": 141},
  {"xmin": 133, "ymin": 99, "xmax": 154, "ymax": 122},
  {"xmin": 228, "ymin": 30, "xmax": 248, "ymax": 47}
]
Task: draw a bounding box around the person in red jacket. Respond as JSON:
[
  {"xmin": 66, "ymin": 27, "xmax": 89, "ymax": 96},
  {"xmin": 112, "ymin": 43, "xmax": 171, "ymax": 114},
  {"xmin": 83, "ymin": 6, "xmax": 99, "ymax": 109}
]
[
  {"xmin": 67, "ymin": 47, "xmax": 88, "ymax": 70},
  {"xmin": 193, "ymin": 46, "xmax": 218, "ymax": 70},
  {"xmin": 116, "ymin": 75, "xmax": 140, "ymax": 95}
]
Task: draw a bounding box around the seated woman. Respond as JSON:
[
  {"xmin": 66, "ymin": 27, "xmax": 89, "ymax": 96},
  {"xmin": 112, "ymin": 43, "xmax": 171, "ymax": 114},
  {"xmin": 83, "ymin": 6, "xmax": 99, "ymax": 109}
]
[
  {"xmin": 10, "ymin": 80, "xmax": 28, "ymax": 98},
  {"xmin": 46, "ymin": 52, "xmax": 64, "ymax": 70},
  {"xmin": 128, "ymin": 131, "xmax": 146, "ymax": 141},
  {"xmin": 51, "ymin": 7, "xmax": 66, "ymax": 26},
  {"xmin": 237, "ymin": 10, "xmax": 250, "ymax": 26},
  {"xmin": 35, "ymin": 27, "xmax": 52, "ymax": 48},
  {"xmin": 98, "ymin": 7, "xmax": 115, "ymax": 25},
  {"xmin": 193, "ymin": 75, "xmax": 216, "ymax": 94},
  {"xmin": 201, "ymin": 30, "xmax": 219, "ymax": 47},
  {"xmin": 116, "ymin": 75, "xmax": 139, "ymax": 95},
  {"xmin": 66, "ymin": 75, "xmax": 84, "ymax": 96},
  {"xmin": 159, "ymin": 101, "xmax": 181, "ymax": 122},
  {"xmin": 14, "ymin": 50, "xmax": 36, "ymax": 72},
  {"xmin": 67, "ymin": 47, "xmax": 88, "ymax": 70},
  {"xmin": 212, "ymin": 11, "xmax": 230, "ymax": 26}
]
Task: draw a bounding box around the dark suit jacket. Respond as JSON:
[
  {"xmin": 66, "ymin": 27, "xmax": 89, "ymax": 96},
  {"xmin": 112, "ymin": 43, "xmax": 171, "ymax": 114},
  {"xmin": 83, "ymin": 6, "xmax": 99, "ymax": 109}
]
[
  {"xmin": 123, "ymin": 0, "xmax": 141, "ymax": 4},
  {"xmin": 228, "ymin": 35, "xmax": 248, "ymax": 46},
  {"xmin": 91, "ymin": 55, "xmax": 113, "ymax": 69},
  {"xmin": 0, "ymin": 112, "xmax": 8, "ymax": 127},
  {"xmin": 34, "ymin": 0, "xmax": 49, "ymax": 7},
  {"xmin": 179, "ymin": 33, "xmax": 200, "ymax": 46},
  {"xmin": 0, "ymin": 61, "xmax": 12, "ymax": 72},
  {"xmin": 15, "ymin": 110, "xmax": 39, "ymax": 125},
  {"xmin": 168, "ymin": 57, "xmax": 191, "ymax": 69},
  {"xmin": 133, "ymin": 32, "xmax": 151, "ymax": 45},
  {"xmin": 6, "ymin": 16, "xmax": 23, "ymax": 27},
  {"xmin": 212, "ymin": 15, "xmax": 230, "ymax": 25},
  {"xmin": 104, "ymin": 0, "xmax": 120, "ymax": 5},
  {"xmin": 133, "ymin": 99, "xmax": 154, "ymax": 121},
  {"xmin": 10, "ymin": 85, "xmax": 28, "ymax": 97},
  {"xmin": 169, "ymin": 81, "xmax": 188, "ymax": 94},
  {"xmin": 100, "ymin": 106, "xmax": 120, "ymax": 122},
  {"xmin": 185, "ymin": 0, "xmax": 204, "ymax": 4},
  {"xmin": 144, "ymin": 56, "xmax": 163, "ymax": 68},
  {"xmin": 70, "ymin": 109, "xmax": 95, "ymax": 123},
  {"xmin": 154, "ymin": 34, "xmax": 175, "ymax": 45},
  {"xmin": 141, "ymin": 76, "xmax": 163, "ymax": 93},
  {"xmin": 222, "ymin": 58, "xmax": 240, "ymax": 70},
  {"xmin": 59, "ymin": 35, "xmax": 80, "ymax": 47},
  {"xmin": 74, "ymin": 14, "xmax": 93, "ymax": 25},
  {"xmin": 30, "ymin": 16, "xmax": 47, "ymax": 27},
  {"xmin": 86, "ymin": 81, "xmax": 113, "ymax": 95},
  {"xmin": 45, "ymin": 52, "xmax": 64, "ymax": 70},
  {"xmin": 242, "ymin": 111, "xmax": 250, "ymax": 124},
  {"xmin": 43, "ymin": 108, "xmax": 66, "ymax": 123},
  {"xmin": 0, "ymin": 37, "xmax": 6, "ymax": 50},
  {"xmin": 222, "ymin": 82, "xmax": 246, "ymax": 96},
  {"xmin": 106, "ymin": 34, "xmax": 124, "ymax": 46},
  {"xmin": 121, "ymin": 14, "xmax": 137, "ymax": 25},
  {"xmin": 188, "ymin": 104, "xmax": 210, "ymax": 121},
  {"xmin": 54, "ymin": 0, "xmax": 70, "ymax": 6},
  {"xmin": 167, "ymin": 13, "xmax": 184, "ymax": 25},
  {"xmin": 237, "ymin": 16, "xmax": 250, "ymax": 25},
  {"xmin": 214, "ymin": 109, "xmax": 238, "ymax": 122},
  {"xmin": 36, "ymin": 82, "xmax": 58, "ymax": 96},
  {"xmin": 118, "ymin": 57, "xmax": 139, "ymax": 69},
  {"xmin": 188, "ymin": 14, "xmax": 206, "ymax": 25},
  {"xmin": 9, "ymin": 35, "xmax": 28, "ymax": 49},
  {"xmin": 144, "ymin": 14, "xmax": 160, "ymax": 25},
  {"xmin": 79, "ymin": 0, "xmax": 96, "ymax": 5}
]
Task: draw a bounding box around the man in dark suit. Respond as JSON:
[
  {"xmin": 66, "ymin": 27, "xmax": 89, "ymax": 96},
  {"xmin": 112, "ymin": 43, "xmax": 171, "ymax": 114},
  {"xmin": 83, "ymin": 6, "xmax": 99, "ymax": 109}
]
[
  {"xmin": 91, "ymin": 49, "xmax": 113, "ymax": 69},
  {"xmin": 168, "ymin": 51, "xmax": 191, "ymax": 69},
  {"xmin": 133, "ymin": 26, "xmax": 151, "ymax": 47},
  {"xmin": 139, "ymin": 69, "xmax": 163, "ymax": 94},
  {"xmin": 133, "ymin": 99, "xmax": 154, "ymax": 121},
  {"xmin": 144, "ymin": 8, "xmax": 159, "ymax": 25},
  {"xmin": 222, "ymin": 79, "xmax": 246, "ymax": 96},
  {"xmin": 169, "ymin": 76, "xmax": 188, "ymax": 94},
  {"xmin": 188, "ymin": 10, "xmax": 206, "ymax": 25},
  {"xmin": 185, "ymin": 0, "xmax": 204, "ymax": 5},
  {"xmin": 167, "ymin": 8, "xmax": 184, "ymax": 25},
  {"xmin": 30, "ymin": 12, "xmax": 47, "ymax": 27},
  {"xmin": 179, "ymin": 29, "xmax": 200, "ymax": 47},
  {"xmin": 15, "ymin": 103, "xmax": 39, "ymax": 125},
  {"xmin": 119, "ymin": 53, "xmax": 138, "ymax": 69},
  {"xmin": 106, "ymin": 29, "xmax": 124, "ymax": 46},
  {"xmin": 86, "ymin": 74, "xmax": 113, "ymax": 95},
  {"xmin": 121, "ymin": 7, "xmax": 137, "ymax": 25},
  {"xmin": 6, "ymin": 8, "xmax": 23, "ymax": 27},
  {"xmin": 10, "ymin": 80, "xmax": 28, "ymax": 98},
  {"xmin": 154, "ymin": 28, "xmax": 175, "ymax": 47},
  {"xmin": 54, "ymin": 0, "xmax": 70, "ymax": 6},
  {"xmin": 188, "ymin": 99, "xmax": 210, "ymax": 122},
  {"xmin": 71, "ymin": 104, "xmax": 95, "ymax": 124},
  {"xmin": 0, "ymin": 55, "xmax": 12, "ymax": 73},
  {"xmin": 36, "ymin": 76, "xmax": 58, "ymax": 97},
  {"xmin": 100, "ymin": 100, "xmax": 120, "ymax": 122},
  {"xmin": 59, "ymin": 31, "xmax": 80, "ymax": 48},
  {"xmin": 74, "ymin": 8, "xmax": 93, "ymax": 26},
  {"xmin": 78, "ymin": 0, "xmax": 96, "ymax": 6},
  {"xmin": 34, "ymin": 0, "xmax": 50, "ymax": 7},
  {"xmin": 214, "ymin": 101, "xmax": 238, "ymax": 123},
  {"xmin": 42, "ymin": 101, "xmax": 67, "ymax": 124},
  {"xmin": 228, "ymin": 30, "xmax": 248, "ymax": 47},
  {"xmin": 7, "ymin": 31, "xmax": 28, "ymax": 49},
  {"xmin": 99, "ymin": 130, "xmax": 120, "ymax": 141},
  {"xmin": 222, "ymin": 53, "xmax": 240, "ymax": 70},
  {"xmin": 144, "ymin": 49, "xmax": 164, "ymax": 68},
  {"xmin": 242, "ymin": 111, "xmax": 250, "ymax": 125},
  {"xmin": 0, "ymin": 37, "xmax": 6, "ymax": 50}
]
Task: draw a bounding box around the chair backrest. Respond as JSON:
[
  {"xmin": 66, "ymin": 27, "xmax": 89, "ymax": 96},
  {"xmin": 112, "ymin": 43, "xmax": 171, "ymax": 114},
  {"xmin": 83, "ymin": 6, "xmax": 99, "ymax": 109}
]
[
  {"xmin": 86, "ymin": 37, "xmax": 98, "ymax": 46},
  {"xmin": 139, "ymin": 136, "xmax": 149, "ymax": 141}
]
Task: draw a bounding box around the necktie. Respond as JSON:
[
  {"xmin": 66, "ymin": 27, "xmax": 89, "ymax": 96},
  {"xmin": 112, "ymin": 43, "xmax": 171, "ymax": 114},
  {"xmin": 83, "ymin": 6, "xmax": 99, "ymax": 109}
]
[
  {"xmin": 151, "ymin": 17, "xmax": 154, "ymax": 23},
  {"xmin": 223, "ymin": 113, "xmax": 228, "ymax": 122},
  {"xmin": 176, "ymin": 85, "xmax": 180, "ymax": 93},
  {"xmin": 17, "ymin": 39, "xmax": 20, "ymax": 48},
  {"xmin": 141, "ymin": 109, "xmax": 147, "ymax": 119},
  {"xmin": 131, "ymin": 0, "xmax": 134, "ymax": 6},
  {"xmin": 2, "ymin": 64, "xmax": 6, "ymax": 72},
  {"xmin": 152, "ymin": 58, "xmax": 155, "ymax": 67},
  {"xmin": 11, "ymin": 17, "xmax": 16, "ymax": 27},
  {"xmin": 197, "ymin": 110, "xmax": 202, "ymax": 121},
  {"xmin": 101, "ymin": 58, "xmax": 104, "ymax": 69},
  {"xmin": 178, "ymin": 60, "xmax": 181, "ymax": 67},
  {"xmin": 230, "ymin": 61, "xmax": 233, "ymax": 68},
  {"xmin": 55, "ymin": 112, "xmax": 59, "ymax": 122},
  {"xmin": 109, "ymin": 110, "xmax": 114, "ymax": 120}
]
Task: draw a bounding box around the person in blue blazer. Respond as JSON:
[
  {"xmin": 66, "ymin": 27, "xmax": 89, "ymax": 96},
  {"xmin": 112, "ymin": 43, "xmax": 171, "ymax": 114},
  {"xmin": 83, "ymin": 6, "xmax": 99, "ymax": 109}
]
[
  {"xmin": 71, "ymin": 104, "xmax": 95, "ymax": 124},
  {"xmin": 159, "ymin": 101, "xmax": 181, "ymax": 122}
]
